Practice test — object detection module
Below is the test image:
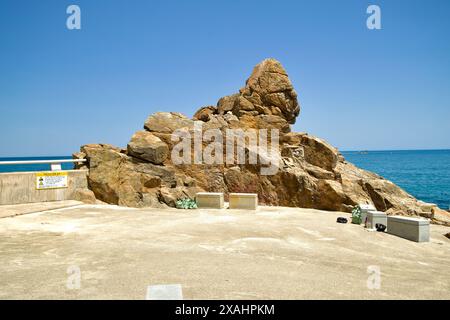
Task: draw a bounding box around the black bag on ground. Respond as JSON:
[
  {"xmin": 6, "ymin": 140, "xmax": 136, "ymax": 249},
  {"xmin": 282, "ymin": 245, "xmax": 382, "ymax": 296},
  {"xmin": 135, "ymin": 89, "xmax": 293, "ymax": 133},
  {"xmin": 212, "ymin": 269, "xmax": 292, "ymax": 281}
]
[{"xmin": 337, "ymin": 217, "xmax": 348, "ymax": 224}]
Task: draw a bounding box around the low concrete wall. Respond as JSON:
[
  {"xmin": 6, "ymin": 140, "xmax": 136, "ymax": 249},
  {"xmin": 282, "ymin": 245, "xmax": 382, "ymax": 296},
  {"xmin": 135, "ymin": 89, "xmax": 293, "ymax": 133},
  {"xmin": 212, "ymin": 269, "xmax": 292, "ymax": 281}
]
[{"xmin": 0, "ymin": 170, "xmax": 88, "ymax": 205}]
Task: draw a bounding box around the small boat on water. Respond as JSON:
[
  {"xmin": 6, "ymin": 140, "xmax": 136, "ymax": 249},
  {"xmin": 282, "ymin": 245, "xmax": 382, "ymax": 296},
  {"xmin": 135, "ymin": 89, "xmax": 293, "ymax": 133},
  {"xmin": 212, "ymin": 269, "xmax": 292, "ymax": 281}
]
[{"xmin": 358, "ymin": 150, "xmax": 369, "ymax": 154}]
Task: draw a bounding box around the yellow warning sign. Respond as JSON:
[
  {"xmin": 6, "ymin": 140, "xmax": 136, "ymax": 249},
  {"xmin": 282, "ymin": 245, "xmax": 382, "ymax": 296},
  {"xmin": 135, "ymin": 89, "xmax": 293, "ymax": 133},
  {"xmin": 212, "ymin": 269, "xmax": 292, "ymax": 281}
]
[{"xmin": 36, "ymin": 172, "xmax": 68, "ymax": 190}]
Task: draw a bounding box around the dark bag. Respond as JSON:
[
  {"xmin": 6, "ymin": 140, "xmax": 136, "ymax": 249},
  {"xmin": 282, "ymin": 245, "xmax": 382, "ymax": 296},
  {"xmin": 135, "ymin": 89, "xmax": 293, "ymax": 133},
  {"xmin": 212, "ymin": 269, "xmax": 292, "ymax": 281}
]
[{"xmin": 337, "ymin": 217, "xmax": 348, "ymax": 224}]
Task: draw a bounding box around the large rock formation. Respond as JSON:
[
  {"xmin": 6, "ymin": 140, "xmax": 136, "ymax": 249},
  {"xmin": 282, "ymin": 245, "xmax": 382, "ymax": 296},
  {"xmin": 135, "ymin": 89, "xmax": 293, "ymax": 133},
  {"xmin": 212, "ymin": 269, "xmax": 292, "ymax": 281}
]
[{"xmin": 74, "ymin": 58, "xmax": 450, "ymax": 225}]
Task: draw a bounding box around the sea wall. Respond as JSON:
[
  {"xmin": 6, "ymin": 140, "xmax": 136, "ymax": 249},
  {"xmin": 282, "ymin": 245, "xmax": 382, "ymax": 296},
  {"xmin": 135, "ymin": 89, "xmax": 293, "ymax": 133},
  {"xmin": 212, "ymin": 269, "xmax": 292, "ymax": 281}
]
[{"xmin": 0, "ymin": 170, "xmax": 89, "ymax": 205}]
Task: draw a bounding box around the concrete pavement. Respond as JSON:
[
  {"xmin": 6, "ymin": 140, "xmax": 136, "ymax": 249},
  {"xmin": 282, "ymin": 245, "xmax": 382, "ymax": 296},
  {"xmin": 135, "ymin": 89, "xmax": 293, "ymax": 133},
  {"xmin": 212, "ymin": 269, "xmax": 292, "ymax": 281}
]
[
  {"xmin": 0, "ymin": 200, "xmax": 83, "ymax": 219},
  {"xmin": 0, "ymin": 204, "xmax": 449, "ymax": 299}
]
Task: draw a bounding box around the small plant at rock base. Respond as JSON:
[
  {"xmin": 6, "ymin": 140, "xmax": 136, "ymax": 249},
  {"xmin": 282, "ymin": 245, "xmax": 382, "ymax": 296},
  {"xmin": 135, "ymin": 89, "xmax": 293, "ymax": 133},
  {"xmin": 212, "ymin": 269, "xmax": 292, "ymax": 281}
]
[
  {"xmin": 176, "ymin": 198, "xmax": 197, "ymax": 209},
  {"xmin": 351, "ymin": 205, "xmax": 362, "ymax": 224}
]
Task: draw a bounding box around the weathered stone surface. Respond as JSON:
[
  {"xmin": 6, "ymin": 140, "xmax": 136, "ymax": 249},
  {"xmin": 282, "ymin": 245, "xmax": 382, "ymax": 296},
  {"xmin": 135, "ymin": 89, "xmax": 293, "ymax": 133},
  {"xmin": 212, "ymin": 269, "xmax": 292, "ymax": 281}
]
[
  {"xmin": 79, "ymin": 144, "xmax": 200, "ymax": 208},
  {"xmin": 300, "ymin": 134, "xmax": 339, "ymax": 171},
  {"xmin": 75, "ymin": 58, "xmax": 448, "ymax": 225},
  {"xmin": 144, "ymin": 112, "xmax": 194, "ymax": 133},
  {"xmin": 72, "ymin": 188, "xmax": 97, "ymax": 204},
  {"xmin": 212, "ymin": 58, "xmax": 300, "ymax": 131},
  {"xmin": 240, "ymin": 58, "xmax": 300, "ymax": 124},
  {"xmin": 280, "ymin": 132, "xmax": 306, "ymax": 145},
  {"xmin": 239, "ymin": 114, "xmax": 291, "ymax": 133},
  {"xmin": 431, "ymin": 207, "xmax": 450, "ymax": 227},
  {"xmin": 217, "ymin": 94, "xmax": 239, "ymax": 114},
  {"xmin": 127, "ymin": 130, "xmax": 169, "ymax": 164},
  {"xmin": 193, "ymin": 106, "xmax": 217, "ymax": 122}
]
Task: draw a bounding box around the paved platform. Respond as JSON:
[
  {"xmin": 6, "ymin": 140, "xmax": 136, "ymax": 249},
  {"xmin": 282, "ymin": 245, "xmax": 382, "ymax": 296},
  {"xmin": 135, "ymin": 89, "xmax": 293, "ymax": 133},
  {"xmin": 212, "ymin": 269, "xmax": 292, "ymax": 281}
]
[
  {"xmin": 0, "ymin": 200, "xmax": 83, "ymax": 219},
  {"xmin": 0, "ymin": 204, "xmax": 449, "ymax": 299}
]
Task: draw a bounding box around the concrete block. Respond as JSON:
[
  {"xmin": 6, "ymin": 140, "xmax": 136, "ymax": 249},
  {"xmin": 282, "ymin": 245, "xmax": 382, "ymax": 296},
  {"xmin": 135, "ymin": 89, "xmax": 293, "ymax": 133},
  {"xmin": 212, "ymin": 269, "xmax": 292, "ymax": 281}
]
[
  {"xmin": 365, "ymin": 210, "xmax": 387, "ymax": 230},
  {"xmin": 195, "ymin": 192, "xmax": 224, "ymax": 209},
  {"xmin": 359, "ymin": 204, "xmax": 376, "ymax": 225},
  {"xmin": 387, "ymin": 216, "xmax": 430, "ymax": 242},
  {"xmin": 229, "ymin": 193, "xmax": 258, "ymax": 210}
]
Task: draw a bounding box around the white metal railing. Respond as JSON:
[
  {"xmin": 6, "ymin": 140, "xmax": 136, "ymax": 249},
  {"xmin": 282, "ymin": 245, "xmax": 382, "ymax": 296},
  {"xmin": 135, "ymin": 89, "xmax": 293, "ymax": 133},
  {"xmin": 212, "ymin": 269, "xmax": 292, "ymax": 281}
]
[{"xmin": 0, "ymin": 159, "xmax": 87, "ymax": 171}]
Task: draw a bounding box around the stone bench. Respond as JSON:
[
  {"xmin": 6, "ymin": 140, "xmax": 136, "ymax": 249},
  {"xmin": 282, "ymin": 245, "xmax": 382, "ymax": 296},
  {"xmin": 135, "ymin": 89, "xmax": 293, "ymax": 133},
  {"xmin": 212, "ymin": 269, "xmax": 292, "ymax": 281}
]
[
  {"xmin": 387, "ymin": 216, "xmax": 430, "ymax": 242},
  {"xmin": 195, "ymin": 192, "xmax": 224, "ymax": 209},
  {"xmin": 230, "ymin": 193, "xmax": 258, "ymax": 210},
  {"xmin": 229, "ymin": 193, "xmax": 258, "ymax": 210},
  {"xmin": 365, "ymin": 211, "xmax": 387, "ymax": 230}
]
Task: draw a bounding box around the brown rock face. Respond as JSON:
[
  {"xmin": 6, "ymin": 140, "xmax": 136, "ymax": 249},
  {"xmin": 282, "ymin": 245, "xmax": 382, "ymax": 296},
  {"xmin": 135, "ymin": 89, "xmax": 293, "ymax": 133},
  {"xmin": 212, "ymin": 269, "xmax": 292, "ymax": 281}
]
[
  {"xmin": 193, "ymin": 106, "xmax": 216, "ymax": 122},
  {"xmin": 302, "ymin": 135, "xmax": 338, "ymax": 170},
  {"xmin": 214, "ymin": 58, "xmax": 300, "ymax": 131},
  {"xmin": 127, "ymin": 131, "xmax": 169, "ymax": 164},
  {"xmin": 144, "ymin": 112, "xmax": 194, "ymax": 133},
  {"xmin": 238, "ymin": 58, "xmax": 300, "ymax": 124},
  {"xmin": 76, "ymin": 144, "xmax": 200, "ymax": 208},
  {"xmin": 72, "ymin": 188, "xmax": 97, "ymax": 204},
  {"xmin": 74, "ymin": 58, "xmax": 446, "ymax": 224}
]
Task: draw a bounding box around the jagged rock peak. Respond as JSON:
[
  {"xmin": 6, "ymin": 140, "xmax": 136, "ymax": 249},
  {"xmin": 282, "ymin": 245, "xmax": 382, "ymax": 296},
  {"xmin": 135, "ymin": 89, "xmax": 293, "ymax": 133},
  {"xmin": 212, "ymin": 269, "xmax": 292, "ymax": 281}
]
[{"xmin": 194, "ymin": 58, "xmax": 300, "ymax": 130}]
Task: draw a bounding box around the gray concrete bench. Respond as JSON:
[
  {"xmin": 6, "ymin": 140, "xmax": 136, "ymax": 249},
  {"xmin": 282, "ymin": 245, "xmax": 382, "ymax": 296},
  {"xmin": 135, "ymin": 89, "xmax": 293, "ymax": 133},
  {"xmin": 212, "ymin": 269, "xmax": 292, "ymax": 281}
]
[
  {"xmin": 365, "ymin": 211, "xmax": 387, "ymax": 230},
  {"xmin": 195, "ymin": 192, "xmax": 224, "ymax": 209},
  {"xmin": 229, "ymin": 193, "xmax": 258, "ymax": 210},
  {"xmin": 387, "ymin": 216, "xmax": 430, "ymax": 242}
]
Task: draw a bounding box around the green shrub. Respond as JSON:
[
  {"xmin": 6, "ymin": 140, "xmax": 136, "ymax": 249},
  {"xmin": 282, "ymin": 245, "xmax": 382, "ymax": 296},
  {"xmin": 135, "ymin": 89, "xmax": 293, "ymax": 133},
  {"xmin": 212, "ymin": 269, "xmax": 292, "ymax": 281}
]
[
  {"xmin": 176, "ymin": 198, "xmax": 197, "ymax": 209},
  {"xmin": 351, "ymin": 205, "xmax": 362, "ymax": 224}
]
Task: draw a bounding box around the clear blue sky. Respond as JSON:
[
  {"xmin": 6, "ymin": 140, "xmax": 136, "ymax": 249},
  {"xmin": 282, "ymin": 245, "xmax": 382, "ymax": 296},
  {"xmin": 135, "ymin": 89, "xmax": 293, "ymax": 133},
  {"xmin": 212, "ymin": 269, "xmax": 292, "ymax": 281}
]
[{"xmin": 1, "ymin": 0, "xmax": 449, "ymax": 157}]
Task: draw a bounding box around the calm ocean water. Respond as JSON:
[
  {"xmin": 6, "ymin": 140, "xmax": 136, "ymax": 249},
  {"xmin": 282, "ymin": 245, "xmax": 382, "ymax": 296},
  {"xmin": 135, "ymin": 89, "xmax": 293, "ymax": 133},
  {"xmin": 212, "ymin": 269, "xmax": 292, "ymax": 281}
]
[
  {"xmin": 0, "ymin": 156, "xmax": 75, "ymax": 173},
  {"xmin": 342, "ymin": 150, "xmax": 450, "ymax": 210},
  {"xmin": 1, "ymin": 150, "xmax": 449, "ymax": 209}
]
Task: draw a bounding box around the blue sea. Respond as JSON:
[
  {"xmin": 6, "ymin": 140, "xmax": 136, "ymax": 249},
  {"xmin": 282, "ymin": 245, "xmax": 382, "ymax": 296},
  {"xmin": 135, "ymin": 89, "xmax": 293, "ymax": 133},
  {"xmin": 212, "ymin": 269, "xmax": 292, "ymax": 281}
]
[
  {"xmin": 1, "ymin": 150, "xmax": 449, "ymax": 209},
  {"xmin": 342, "ymin": 150, "xmax": 450, "ymax": 210},
  {"xmin": 0, "ymin": 156, "xmax": 75, "ymax": 173}
]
